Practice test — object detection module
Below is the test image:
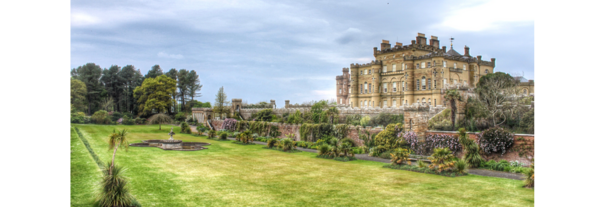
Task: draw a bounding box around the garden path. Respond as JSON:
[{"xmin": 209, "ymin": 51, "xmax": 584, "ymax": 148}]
[{"xmin": 225, "ymin": 137, "xmax": 525, "ymax": 180}]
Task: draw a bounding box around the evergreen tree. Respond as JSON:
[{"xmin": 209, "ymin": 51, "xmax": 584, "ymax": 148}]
[
  {"xmin": 71, "ymin": 63, "xmax": 103, "ymax": 115},
  {"xmin": 213, "ymin": 86, "xmax": 230, "ymax": 119},
  {"xmin": 144, "ymin": 64, "xmax": 163, "ymax": 79}
]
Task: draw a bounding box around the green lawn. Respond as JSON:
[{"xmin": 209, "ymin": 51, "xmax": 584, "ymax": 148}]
[{"xmin": 71, "ymin": 124, "xmax": 534, "ymax": 206}]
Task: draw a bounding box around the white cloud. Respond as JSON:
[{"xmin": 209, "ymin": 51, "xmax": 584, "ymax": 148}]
[
  {"xmin": 311, "ymin": 90, "xmax": 335, "ymax": 100},
  {"xmin": 71, "ymin": 13, "xmax": 99, "ymax": 27},
  {"xmin": 435, "ymin": 0, "xmax": 534, "ymax": 32},
  {"xmin": 157, "ymin": 52, "xmax": 183, "ymax": 59}
]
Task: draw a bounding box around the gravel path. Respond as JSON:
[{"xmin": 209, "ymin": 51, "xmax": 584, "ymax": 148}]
[{"xmin": 222, "ymin": 137, "xmax": 524, "ymax": 180}]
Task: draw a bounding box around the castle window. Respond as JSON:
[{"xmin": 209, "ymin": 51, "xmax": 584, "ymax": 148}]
[
  {"xmin": 383, "ymin": 66, "xmax": 387, "ymax": 73},
  {"xmin": 523, "ymin": 89, "xmax": 528, "ymax": 95},
  {"xmin": 416, "ymin": 63, "xmax": 419, "ymax": 69},
  {"xmin": 369, "ymin": 84, "xmax": 372, "ymax": 93},
  {"xmin": 404, "ymin": 64, "xmax": 408, "ymax": 70},
  {"xmin": 392, "ymin": 82, "xmax": 397, "ymax": 92},
  {"xmin": 383, "ymin": 83, "xmax": 387, "ymax": 93},
  {"xmin": 364, "ymin": 69, "xmax": 368, "ymax": 75},
  {"xmin": 360, "ymin": 84, "xmax": 363, "ymax": 93},
  {"xmin": 349, "ymin": 88, "xmax": 351, "ymax": 93},
  {"xmin": 485, "ymin": 69, "xmax": 489, "ymax": 74},
  {"xmin": 422, "ymin": 98, "xmax": 426, "ymax": 105},
  {"xmin": 383, "ymin": 100, "xmax": 387, "ymax": 108},
  {"xmin": 416, "ymin": 79, "xmax": 420, "ymax": 91},
  {"xmin": 428, "ymin": 78, "xmax": 432, "ymax": 89},
  {"xmin": 433, "ymin": 61, "xmax": 436, "ymax": 67},
  {"xmin": 422, "ymin": 77, "xmax": 426, "ymax": 90},
  {"xmin": 454, "ymin": 63, "xmax": 457, "ymax": 68},
  {"xmin": 364, "ymin": 82, "xmax": 368, "ymax": 93},
  {"xmin": 463, "ymin": 64, "xmax": 466, "ymax": 70},
  {"xmin": 339, "ymin": 89, "xmax": 342, "ymax": 94},
  {"xmin": 393, "ymin": 99, "xmax": 396, "ymax": 107},
  {"xmin": 427, "ymin": 62, "xmax": 431, "ymax": 67},
  {"xmin": 421, "ymin": 62, "xmax": 425, "ymax": 68},
  {"xmin": 443, "ymin": 61, "xmax": 446, "ymax": 67},
  {"xmin": 443, "ymin": 79, "xmax": 447, "ymax": 86},
  {"xmin": 392, "ymin": 64, "xmax": 396, "ymax": 72},
  {"xmin": 434, "ymin": 80, "xmax": 437, "ymax": 88},
  {"xmin": 360, "ymin": 71, "xmax": 362, "ymax": 75},
  {"xmin": 340, "ymin": 99, "xmax": 342, "ymax": 104},
  {"xmin": 402, "ymin": 81, "xmax": 405, "ymax": 91}
]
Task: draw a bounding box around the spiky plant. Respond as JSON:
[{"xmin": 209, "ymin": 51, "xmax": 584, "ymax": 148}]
[
  {"xmin": 95, "ymin": 163, "xmax": 139, "ymax": 207},
  {"xmin": 340, "ymin": 142, "xmax": 354, "ymax": 157},
  {"xmin": 208, "ymin": 130, "xmax": 216, "ymax": 138},
  {"xmin": 444, "ymin": 89, "xmax": 461, "ymax": 131},
  {"xmin": 524, "ymin": 161, "xmax": 534, "ymax": 188},
  {"xmin": 429, "ymin": 147, "xmax": 456, "ymax": 172},
  {"xmin": 318, "ymin": 144, "xmax": 331, "ymax": 156},
  {"xmin": 458, "ymin": 128, "xmax": 483, "ymax": 167},
  {"xmin": 328, "ymin": 143, "xmax": 341, "ymax": 157},
  {"xmin": 281, "ymin": 138, "xmax": 294, "ymax": 151},
  {"xmin": 147, "ymin": 113, "xmax": 172, "ymax": 130},
  {"xmin": 454, "ymin": 160, "xmax": 468, "ymax": 174},
  {"xmin": 390, "ymin": 148, "xmax": 411, "ymax": 166},
  {"xmin": 241, "ymin": 130, "xmax": 253, "ymax": 144},
  {"xmin": 267, "ymin": 138, "xmax": 278, "ymax": 148},
  {"xmin": 108, "ymin": 129, "xmax": 129, "ymax": 175}
]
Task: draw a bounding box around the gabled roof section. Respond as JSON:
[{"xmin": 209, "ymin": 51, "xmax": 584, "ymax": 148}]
[{"xmin": 446, "ymin": 48, "xmax": 462, "ymax": 56}]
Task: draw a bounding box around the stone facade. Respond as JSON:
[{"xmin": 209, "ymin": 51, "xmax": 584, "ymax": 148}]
[{"xmin": 337, "ymin": 33, "xmax": 499, "ymax": 109}]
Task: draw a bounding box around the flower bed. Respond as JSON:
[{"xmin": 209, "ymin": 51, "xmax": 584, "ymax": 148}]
[
  {"xmin": 383, "ymin": 165, "xmax": 468, "ymax": 177},
  {"xmin": 316, "ymin": 155, "xmax": 357, "ymax": 162}
]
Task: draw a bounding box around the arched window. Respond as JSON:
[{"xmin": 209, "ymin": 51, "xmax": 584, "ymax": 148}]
[
  {"xmin": 383, "ymin": 66, "xmax": 387, "ymax": 73},
  {"xmin": 392, "ymin": 82, "xmax": 397, "ymax": 92},
  {"xmin": 422, "ymin": 98, "xmax": 426, "ymax": 105},
  {"xmin": 364, "ymin": 82, "xmax": 368, "ymax": 93},
  {"xmin": 428, "ymin": 78, "xmax": 432, "ymax": 89},
  {"xmin": 523, "ymin": 89, "xmax": 528, "ymax": 95},
  {"xmin": 485, "ymin": 69, "xmax": 489, "ymax": 74},
  {"xmin": 392, "ymin": 64, "xmax": 396, "ymax": 72},
  {"xmin": 416, "ymin": 79, "xmax": 420, "ymax": 90},
  {"xmin": 402, "ymin": 81, "xmax": 405, "ymax": 91},
  {"xmin": 339, "ymin": 89, "xmax": 342, "ymax": 94},
  {"xmin": 422, "ymin": 77, "xmax": 426, "ymax": 90},
  {"xmin": 360, "ymin": 71, "xmax": 362, "ymax": 75}
]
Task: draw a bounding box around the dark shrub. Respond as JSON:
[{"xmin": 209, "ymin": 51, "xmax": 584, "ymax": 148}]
[
  {"xmin": 175, "ymin": 112, "xmax": 186, "ymax": 122},
  {"xmin": 477, "ymin": 127, "xmax": 514, "ymax": 155},
  {"xmin": 180, "ymin": 122, "xmax": 190, "ymax": 133}
]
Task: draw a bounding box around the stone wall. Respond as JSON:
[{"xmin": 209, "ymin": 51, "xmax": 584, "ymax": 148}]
[{"xmin": 426, "ymin": 131, "xmax": 534, "ymax": 165}]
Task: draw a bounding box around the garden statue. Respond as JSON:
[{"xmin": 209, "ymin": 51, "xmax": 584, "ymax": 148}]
[{"xmin": 169, "ymin": 127, "xmax": 175, "ymax": 140}]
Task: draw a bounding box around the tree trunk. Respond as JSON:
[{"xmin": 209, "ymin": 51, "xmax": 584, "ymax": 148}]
[
  {"xmin": 159, "ymin": 123, "xmax": 162, "ymax": 130},
  {"xmin": 110, "ymin": 144, "xmax": 118, "ymax": 175}
]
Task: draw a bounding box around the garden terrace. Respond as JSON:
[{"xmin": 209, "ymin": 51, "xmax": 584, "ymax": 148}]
[{"xmin": 71, "ymin": 124, "xmax": 533, "ymax": 206}]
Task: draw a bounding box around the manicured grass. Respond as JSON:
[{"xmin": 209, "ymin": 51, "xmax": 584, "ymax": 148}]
[
  {"xmin": 70, "ymin": 127, "xmax": 102, "ymax": 206},
  {"xmin": 72, "ymin": 124, "xmax": 534, "ymax": 206}
]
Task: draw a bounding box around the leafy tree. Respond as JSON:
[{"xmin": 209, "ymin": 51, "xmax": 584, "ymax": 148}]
[
  {"xmin": 147, "ymin": 113, "xmax": 172, "ymax": 130},
  {"xmin": 310, "ymin": 100, "xmax": 328, "ymax": 123},
  {"xmin": 475, "ymin": 72, "xmax": 523, "ymax": 127},
  {"xmin": 118, "ymin": 65, "xmax": 144, "ymax": 115},
  {"xmin": 71, "ymin": 63, "xmax": 103, "ymax": 115},
  {"xmin": 254, "ymin": 109, "xmax": 273, "ymax": 121},
  {"xmin": 144, "ymin": 64, "xmax": 164, "ymax": 79},
  {"xmin": 91, "ymin": 110, "xmax": 111, "ymax": 124},
  {"xmin": 71, "ymin": 78, "xmax": 88, "ymax": 112},
  {"xmin": 133, "ymin": 75, "xmax": 177, "ymax": 115},
  {"xmin": 287, "ymin": 110, "xmax": 303, "ymax": 124},
  {"xmin": 520, "ymin": 108, "xmax": 534, "ymax": 134},
  {"xmin": 326, "ymin": 106, "xmax": 339, "ymax": 125},
  {"xmin": 213, "ymin": 86, "xmax": 230, "ymax": 119},
  {"xmin": 444, "ymin": 89, "xmax": 461, "ymax": 131}
]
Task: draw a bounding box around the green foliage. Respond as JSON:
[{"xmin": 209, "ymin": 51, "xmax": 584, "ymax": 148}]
[
  {"xmin": 180, "ymin": 122, "xmax": 190, "ymax": 133},
  {"xmin": 318, "ymin": 144, "xmax": 330, "ymax": 155},
  {"xmin": 524, "ymin": 161, "xmax": 534, "ymax": 188},
  {"xmin": 428, "ymin": 148, "xmax": 456, "ymax": 173},
  {"xmin": 299, "ymin": 123, "xmax": 334, "ymax": 142},
  {"xmin": 208, "ymin": 130, "xmax": 216, "ymax": 138},
  {"xmin": 444, "ymin": 89, "xmax": 462, "ymax": 131},
  {"xmin": 417, "ymin": 160, "xmax": 427, "ymax": 168},
  {"xmin": 360, "ymin": 116, "xmax": 371, "ymax": 127},
  {"xmin": 373, "ymin": 123, "xmax": 405, "ymax": 152},
  {"xmin": 428, "ymin": 108, "xmax": 452, "ymax": 131},
  {"xmin": 147, "ymin": 113, "xmax": 172, "ymax": 130},
  {"xmin": 252, "ymin": 109, "xmax": 274, "ymax": 122},
  {"xmin": 71, "ymin": 111, "xmax": 87, "ymax": 124},
  {"xmin": 213, "ymin": 86, "xmax": 230, "ymax": 119},
  {"xmin": 122, "ymin": 115, "xmax": 135, "ymax": 125},
  {"xmin": 287, "ymin": 110, "xmax": 303, "ymax": 124},
  {"xmin": 458, "ymin": 128, "xmax": 483, "ymax": 168},
  {"xmin": 133, "ymin": 75, "xmax": 177, "ymax": 115},
  {"xmin": 71, "ymin": 78, "xmax": 88, "ymax": 113},
  {"xmin": 519, "ymin": 108, "xmax": 534, "ymax": 134},
  {"xmin": 340, "ymin": 138, "xmax": 357, "ymax": 147},
  {"xmin": 196, "ymin": 125, "xmax": 208, "ymax": 135},
  {"xmin": 95, "ymin": 163, "xmax": 140, "ymax": 207},
  {"xmin": 345, "ymin": 114, "xmax": 362, "ymax": 126},
  {"xmin": 267, "ymin": 138, "xmax": 278, "ymax": 148},
  {"xmin": 92, "ymin": 110, "xmax": 111, "ymax": 124},
  {"xmin": 390, "ymin": 148, "xmax": 411, "ymax": 166},
  {"xmin": 454, "ymin": 160, "xmax": 469, "ymax": 174},
  {"xmin": 280, "ymin": 138, "xmax": 295, "ymax": 151},
  {"xmin": 218, "ymin": 132, "xmax": 228, "ymax": 140},
  {"xmin": 175, "ymin": 112, "xmax": 186, "ymax": 122},
  {"xmin": 369, "ymin": 112, "xmax": 404, "ymax": 128},
  {"xmin": 334, "ymin": 124, "xmax": 350, "ymax": 140}
]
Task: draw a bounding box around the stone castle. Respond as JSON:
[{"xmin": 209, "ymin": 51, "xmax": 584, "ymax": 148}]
[{"xmin": 336, "ymin": 33, "xmax": 534, "ymax": 108}]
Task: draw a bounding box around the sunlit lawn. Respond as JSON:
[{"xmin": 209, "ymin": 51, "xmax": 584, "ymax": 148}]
[{"xmin": 71, "ymin": 124, "xmax": 534, "ymax": 206}]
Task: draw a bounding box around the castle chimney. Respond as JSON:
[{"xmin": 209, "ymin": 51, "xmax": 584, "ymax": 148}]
[
  {"xmin": 464, "ymin": 45, "xmax": 470, "ymax": 56},
  {"xmin": 380, "ymin": 40, "xmax": 391, "ymax": 50},
  {"xmin": 285, "ymin": 100, "xmax": 290, "ymax": 108},
  {"xmin": 429, "ymin": 36, "xmax": 439, "ymax": 48},
  {"xmin": 491, "ymin": 58, "xmax": 496, "ymax": 67},
  {"xmin": 373, "ymin": 47, "xmax": 378, "ymax": 55},
  {"xmin": 477, "ymin": 55, "xmax": 482, "ymax": 61},
  {"xmin": 395, "ymin": 42, "xmax": 402, "ymax": 46},
  {"xmin": 416, "ymin": 33, "xmax": 427, "ymax": 45},
  {"xmin": 411, "ymin": 40, "xmax": 416, "ymax": 45},
  {"xmin": 442, "ymin": 46, "xmax": 446, "ymax": 52}
]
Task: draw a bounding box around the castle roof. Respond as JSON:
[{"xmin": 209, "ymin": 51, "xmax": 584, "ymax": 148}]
[{"xmin": 445, "ymin": 48, "xmax": 462, "ymax": 56}]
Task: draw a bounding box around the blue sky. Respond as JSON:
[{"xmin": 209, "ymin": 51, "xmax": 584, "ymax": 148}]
[{"xmin": 71, "ymin": 0, "xmax": 534, "ymax": 107}]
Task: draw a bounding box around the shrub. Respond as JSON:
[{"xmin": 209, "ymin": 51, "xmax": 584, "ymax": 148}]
[
  {"xmin": 92, "ymin": 110, "xmax": 111, "ymax": 124},
  {"xmin": 111, "ymin": 112, "xmax": 123, "ymax": 122},
  {"xmin": 95, "ymin": 163, "xmax": 140, "ymax": 207},
  {"xmin": 429, "ymin": 148, "xmax": 456, "ymax": 173},
  {"xmin": 477, "ymin": 127, "xmax": 514, "ymax": 155},
  {"xmin": 318, "ymin": 144, "xmax": 330, "ymax": 156},
  {"xmin": 492, "ymin": 160, "xmax": 510, "ymax": 171},
  {"xmin": 458, "ymin": 128, "xmax": 483, "ymax": 167},
  {"xmin": 340, "ymin": 138, "xmax": 357, "ymax": 147},
  {"xmin": 175, "ymin": 112, "xmax": 186, "ymax": 122},
  {"xmin": 454, "ymin": 160, "xmax": 468, "ymax": 174},
  {"xmin": 373, "ymin": 123, "xmax": 405, "ymax": 151},
  {"xmin": 524, "ymin": 161, "xmax": 534, "ymax": 188},
  {"xmin": 71, "ymin": 112, "xmax": 86, "ymax": 123},
  {"xmin": 390, "ymin": 148, "xmax": 411, "ymax": 166},
  {"xmin": 240, "ymin": 130, "xmax": 254, "ymax": 144},
  {"xmin": 208, "ymin": 130, "xmax": 217, "ymax": 138},
  {"xmin": 219, "ymin": 132, "xmax": 228, "ymax": 140},
  {"xmin": 417, "ymin": 160, "xmax": 427, "ymax": 168},
  {"xmin": 369, "ymin": 146, "xmax": 387, "ymax": 157},
  {"xmin": 196, "ymin": 125, "xmax": 208, "ymax": 135},
  {"xmin": 267, "ymin": 138, "xmax": 278, "ymax": 148},
  {"xmin": 122, "ymin": 115, "xmax": 135, "ymax": 125},
  {"xmin": 222, "ymin": 118, "xmax": 237, "ymax": 131},
  {"xmin": 519, "ymin": 108, "xmax": 534, "ymax": 134},
  {"xmin": 281, "ymin": 138, "xmax": 294, "ymax": 151},
  {"xmin": 180, "ymin": 122, "xmax": 190, "ymax": 133}
]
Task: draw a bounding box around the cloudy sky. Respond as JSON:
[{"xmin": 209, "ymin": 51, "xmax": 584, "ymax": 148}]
[{"xmin": 71, "ymin": 0, "xmax": 533, "ymax": 107}]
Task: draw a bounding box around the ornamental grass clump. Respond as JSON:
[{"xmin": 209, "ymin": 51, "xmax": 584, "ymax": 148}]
[
  {"xmin": 429, "ymin": 148, "xmax": 456, "ymax": 173},
  {"xmin": 267, "ymin": 138, "xmax": 278, "ymax": 148},
  {"xmin": 390, "ymin": 148, "xmax": 411, "ymax": 166},
  {"xmin": 95, "ymin": 163, "xmax": 141, "ymax": 207},
  {"xmin": 208, "ymin": 130, "xmax": 216, "ymax": 138},
  {"xmin": 477, "ymin": 127, "xmax": 514, "ymax": 155},
  {"xmin": 524, "ymin": 161, "xmax": 534, "ymax": 188},
  {"xmin": 280, "ymin": 138, "xmax": 295, "ymax": 151},
  {"xmin": 318, "ymin": 144, "xmax": 330, "ymax": 156}
]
